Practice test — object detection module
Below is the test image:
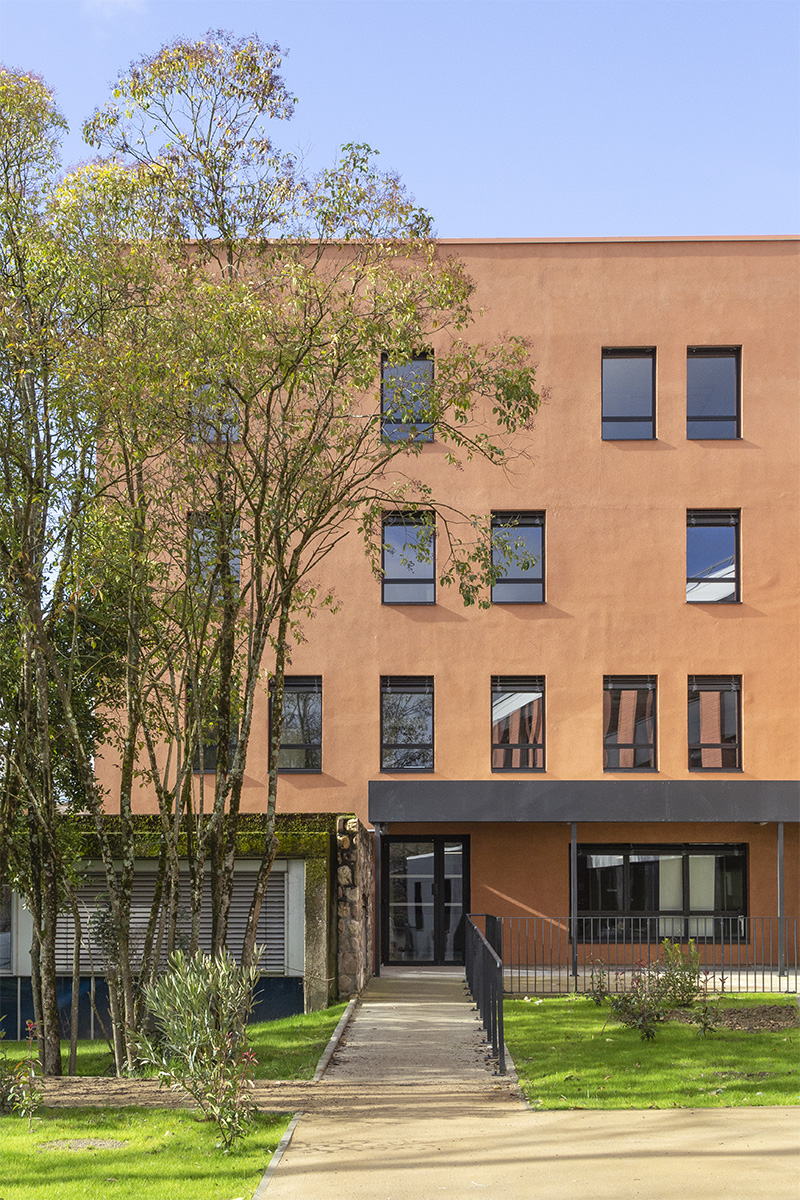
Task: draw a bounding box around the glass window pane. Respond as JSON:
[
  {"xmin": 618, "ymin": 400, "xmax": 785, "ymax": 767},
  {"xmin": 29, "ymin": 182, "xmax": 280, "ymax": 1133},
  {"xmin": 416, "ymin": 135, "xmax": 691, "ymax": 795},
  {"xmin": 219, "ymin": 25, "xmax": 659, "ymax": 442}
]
[
  {"xmin": 602, "ymin": 420, "xmax": 654, "ymax": 440},
  {"xmin": 382, "ymin": 581, "xmax": 436, "ymax": 604},
  {"xmin": 383, "ymin": 523, "xmax": 433, "ymax": 580},
  {"xmin": 687, "ymin": 355, "xmax": 737, "ymax": 419},
  {"xmin": 602, "ymin": 357, "xmax": 653, "ymax": 418},
  {"xmin": 382, "ymin": 358, "xmax": 434, "ymax": 440},
  {"xmin": 578, "ymin": 853, "xmax": 625, "ymax": 912},
  {"xmin": 491, "ymin": 581, "xmax": 544, "ymax": 603},
  {"xmin": 687, "ymin": 419, "xmax": 738, "ymax": 440},
  {"xmin": 686, "ymin": 526, "xmax": 736, "ymax": 582},
  {"xmin": 492, "ymin": 524, "xmax": 542, "ymax": 574},
  {"xmin": 0, "ymin": 885, "xmax": 11, "ymax": 971}
]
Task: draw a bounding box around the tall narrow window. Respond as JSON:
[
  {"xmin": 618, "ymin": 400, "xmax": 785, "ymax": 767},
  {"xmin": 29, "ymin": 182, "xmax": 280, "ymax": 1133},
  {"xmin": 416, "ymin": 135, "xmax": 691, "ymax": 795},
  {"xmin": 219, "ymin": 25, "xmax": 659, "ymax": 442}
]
[
  {"xmin": 275, "ymin": 677, "xmax": 322, "ymax": 771},
  {"xmin": 381, "ymin": 676, "xmax": 434, "ymax": 771},
  {"xmin": 382, "ymin": 513, "xmax": 435, "ymax": 604},
  {"xmin": 491, "ymin": 512, "xmax": 544, "ymax": 603},
  {"xmin": 187, "ymin": 512, "xmax": 241, "ymax": 597},
  {"xmin": 603, "ymin": 676, "xmax": 657, "ymax": 770},
  {"xmin": 0, "ymin": 883, "xmax": 11, "ymax": 971},
  {"xmin": 686, "ymin": 510, "xmax": 740, "ymax": 603},
  {"xmin": 491, "ymin": 676, "xmax": 545, "ymax": 770},
  {"xmin": 688, "ymin": 676, "xmax": 741, "ymax": 770},
  {"xmin": 602, "ymin": 348, "xmax": 656, "ymax": 439},
  {"xmin": 687, "ymin": 347, "xmax": 740, "ymax": 439},
  {"xmin": 381, "ymin": 354, "xmax": 434, "ymax": 441},
  {"xmin": 188, "ymin": 381, "xmax": 240, "ymax": 445}
]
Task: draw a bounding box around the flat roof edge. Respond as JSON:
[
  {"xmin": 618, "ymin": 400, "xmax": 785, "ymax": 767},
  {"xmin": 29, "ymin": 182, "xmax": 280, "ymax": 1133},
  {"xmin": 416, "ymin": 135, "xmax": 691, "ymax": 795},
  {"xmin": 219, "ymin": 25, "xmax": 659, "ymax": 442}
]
[{"xmin": 434, "ymin": 235, "xmax": 800, "ymax": 245}]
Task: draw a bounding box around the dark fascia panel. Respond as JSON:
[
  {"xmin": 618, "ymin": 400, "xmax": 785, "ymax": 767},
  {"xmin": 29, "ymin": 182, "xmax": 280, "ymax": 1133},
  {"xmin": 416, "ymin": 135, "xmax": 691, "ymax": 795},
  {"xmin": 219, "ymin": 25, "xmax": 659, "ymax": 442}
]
[{"xmin": 368, "ymin": 779, "xmax": 800, "ymax": 825}]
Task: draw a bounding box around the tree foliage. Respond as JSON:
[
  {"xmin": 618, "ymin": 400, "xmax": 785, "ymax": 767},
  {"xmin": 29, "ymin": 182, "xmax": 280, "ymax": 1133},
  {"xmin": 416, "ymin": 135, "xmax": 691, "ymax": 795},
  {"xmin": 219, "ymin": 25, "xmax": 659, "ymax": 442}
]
[{"xmin": 0, "ymin": 34, "xmax": 543, "ymax": 1071}]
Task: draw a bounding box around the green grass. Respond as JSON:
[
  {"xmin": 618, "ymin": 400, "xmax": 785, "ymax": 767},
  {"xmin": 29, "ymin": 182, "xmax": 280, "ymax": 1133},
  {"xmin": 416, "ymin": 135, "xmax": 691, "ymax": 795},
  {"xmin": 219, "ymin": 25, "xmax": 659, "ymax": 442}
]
[
  {"xmin": 0, "ymin": 1106, "xmax": 290, "ymax": 1200},
  {"xmin": 504, "ymin": 994, "xmax": 799, "ymax": 1110},
  {"xmin": 2, "ymin": 1003, "xmax": 348, "ymax": 1081}
]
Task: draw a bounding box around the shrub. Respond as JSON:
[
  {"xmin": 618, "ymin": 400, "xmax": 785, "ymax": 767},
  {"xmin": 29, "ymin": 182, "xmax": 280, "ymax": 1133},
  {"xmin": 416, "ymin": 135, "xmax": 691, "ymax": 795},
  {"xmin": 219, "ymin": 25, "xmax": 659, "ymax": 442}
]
[
  {"xmin": 138, "ymin": 950, "xmax": 262, "ymax": 1150},
  {"xmin": 660, "ymin": 938, "xmax": 700, "ymax": 1008},
  {"xmin": 0, "ymin": 1026, "xmax": 15, "ymax": 1114},
  {"xmin": 608, "ymin": 965, "xmax": 669, "ymax": 1041},
  {"xmin": 587, "ymin": 960, "xmax": 608, "ymax": 1006}
]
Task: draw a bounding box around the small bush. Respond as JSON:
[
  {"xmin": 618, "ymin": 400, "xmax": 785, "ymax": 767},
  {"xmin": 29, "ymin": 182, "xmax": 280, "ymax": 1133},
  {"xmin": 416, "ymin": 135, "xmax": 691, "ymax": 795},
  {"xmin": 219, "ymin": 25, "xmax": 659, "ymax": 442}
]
[
  {"xmin": 138, "ymin": 950, "xmax": 262, "ymax": 1150},
  {"xmin": 608, "ymin": 965, "xmax": 669, "ymax": 1040},
  {"xmin": 660, "ymin": 938, "xmax": 700, "ymax": 1008},
  {"xmin": 587, "ymin": 960, "xmax": 608, "ymax": 1007},
  {"xmin": 0, "ymin": 1026, "xmax": 15, "ymax": 1114}
]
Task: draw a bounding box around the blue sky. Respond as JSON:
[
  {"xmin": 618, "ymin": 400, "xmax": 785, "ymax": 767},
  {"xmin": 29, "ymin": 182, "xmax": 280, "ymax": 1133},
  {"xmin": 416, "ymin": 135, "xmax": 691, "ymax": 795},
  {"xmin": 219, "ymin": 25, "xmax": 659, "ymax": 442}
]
[{"xmin": 1, "ymin": 0, "xmax": 798, "ymax": 236}]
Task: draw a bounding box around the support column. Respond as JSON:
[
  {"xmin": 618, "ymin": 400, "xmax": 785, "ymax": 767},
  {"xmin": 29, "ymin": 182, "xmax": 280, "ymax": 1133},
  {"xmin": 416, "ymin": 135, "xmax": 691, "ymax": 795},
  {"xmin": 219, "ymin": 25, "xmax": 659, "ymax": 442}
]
[
  {"xmin": 570, "ymin": 822, "xmax": 578, "ymax": 990},
  {"xmin": 777, "ymin": 821, "xmax": 785, "ymax": 976},
  {"xmin": 373, "ymin": 823, "xmax": 384, "ymax": 977}
]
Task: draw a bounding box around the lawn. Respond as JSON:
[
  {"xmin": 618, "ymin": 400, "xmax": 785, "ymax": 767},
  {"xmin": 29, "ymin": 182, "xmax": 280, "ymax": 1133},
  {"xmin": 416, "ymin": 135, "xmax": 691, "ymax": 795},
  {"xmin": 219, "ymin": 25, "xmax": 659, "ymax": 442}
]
[
  {"xmin": 0, "ymin": 1106, "xmax": 290, "ymax": 1200},
  {"xmin": 2, "ymin": 1002, "xmax": 348, "ymax": 1081},
  {"xmin": 504, "ymin": 993, "xmax": 799, "ymax": 1110}
]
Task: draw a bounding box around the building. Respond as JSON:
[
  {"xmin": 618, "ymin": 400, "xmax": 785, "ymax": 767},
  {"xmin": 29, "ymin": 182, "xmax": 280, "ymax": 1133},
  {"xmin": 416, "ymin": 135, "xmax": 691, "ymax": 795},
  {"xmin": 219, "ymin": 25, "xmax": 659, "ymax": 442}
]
[
  {"xmin": 2, "ymin": 236, "xmax": 798, "ymax": 1033},
  {"xmin": 268, "ymin": 236, "xmax": 800, "ymax": 976}
]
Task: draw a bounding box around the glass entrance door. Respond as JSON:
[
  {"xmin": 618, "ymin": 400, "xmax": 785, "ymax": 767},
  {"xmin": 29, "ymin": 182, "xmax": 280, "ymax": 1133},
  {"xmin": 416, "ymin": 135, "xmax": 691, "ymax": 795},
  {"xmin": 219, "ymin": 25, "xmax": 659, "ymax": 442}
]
[{"xmin": 382, "ymin": 837, "xmax": 469, "ymax": 965}]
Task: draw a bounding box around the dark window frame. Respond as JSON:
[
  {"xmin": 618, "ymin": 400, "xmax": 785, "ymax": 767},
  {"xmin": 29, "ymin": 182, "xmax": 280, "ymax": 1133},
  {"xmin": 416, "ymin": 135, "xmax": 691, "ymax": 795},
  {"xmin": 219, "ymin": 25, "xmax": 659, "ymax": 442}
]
[
  {"xmin": 686, "ymin": 509, "xmax": 740, "ymax": 604},
  {"xmin": 381, "ymin": 511, "xmax": 436, "ymax": 605},
  {"xmin": 490, "ymin": 511, "xmax": 545, "ymax": 604},
  {"xmin": 491, "ymin": 675, "xmax": 545, "ymax": 772},
  {"xmin": 688, "ymin": 675, "xmax": 742, "ymax": 772},
  {"xmin": 603, "ymin": 675, "xmax": 657, "ymax": 772},
  {"xmin": 687, "ymin": 346, "xmax": 741, "ymax": 440},
  {"xmin": 271, "ymin": 676, "xmax": 323, "ymax": 774},
  {"xmin": 601, "ymin": 347, "xmax": 656, "ymax": 440},
  {"xmin": 574, "ymin": 842, "xmax": 748, "ymax": 942},
  {"xmin": 380, "ymin": 675, "xmax": 434, "ymax": 773},
  {"xmin": 380, "ymin": 353, "xmax": 435, "ymax": 442}
]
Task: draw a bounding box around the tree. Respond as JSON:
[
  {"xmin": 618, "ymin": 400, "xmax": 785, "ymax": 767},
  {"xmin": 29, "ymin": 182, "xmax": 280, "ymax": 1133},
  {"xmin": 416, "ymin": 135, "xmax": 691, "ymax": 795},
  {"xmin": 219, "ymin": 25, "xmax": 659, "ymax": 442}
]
[
  {"xmin": 80, "ymin": 30, "xmax": 542, "ymax": 984},
  {"xmin": 1, "ymin": 32, "xmax": 543, "ymax": 1073}
]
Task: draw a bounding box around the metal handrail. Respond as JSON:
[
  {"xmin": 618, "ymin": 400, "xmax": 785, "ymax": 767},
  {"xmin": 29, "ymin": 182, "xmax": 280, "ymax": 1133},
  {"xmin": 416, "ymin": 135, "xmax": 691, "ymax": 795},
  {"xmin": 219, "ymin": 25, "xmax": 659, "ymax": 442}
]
[{"xmin": 465, "ymin": 914, "xmax": 505, "ymax": 1073}]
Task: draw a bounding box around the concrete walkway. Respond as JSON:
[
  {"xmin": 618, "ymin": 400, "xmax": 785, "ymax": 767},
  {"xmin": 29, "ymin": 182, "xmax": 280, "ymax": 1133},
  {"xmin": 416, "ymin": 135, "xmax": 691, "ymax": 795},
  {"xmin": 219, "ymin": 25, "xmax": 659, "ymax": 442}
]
[{"xmin": 263, "ymin": 967, "xmax": 800, "ymax": 1200}]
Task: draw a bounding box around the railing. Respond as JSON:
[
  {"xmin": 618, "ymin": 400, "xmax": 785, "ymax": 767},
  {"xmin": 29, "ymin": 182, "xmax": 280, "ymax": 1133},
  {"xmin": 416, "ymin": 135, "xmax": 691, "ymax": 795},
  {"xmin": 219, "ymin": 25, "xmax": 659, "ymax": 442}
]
[
  {"xmin": 465, "ymin": 915, "xmax": 505, "ymax": 1073},
  {"xmin": 498, "ymin": 916, "xmax": 799, "ymax": 994}
]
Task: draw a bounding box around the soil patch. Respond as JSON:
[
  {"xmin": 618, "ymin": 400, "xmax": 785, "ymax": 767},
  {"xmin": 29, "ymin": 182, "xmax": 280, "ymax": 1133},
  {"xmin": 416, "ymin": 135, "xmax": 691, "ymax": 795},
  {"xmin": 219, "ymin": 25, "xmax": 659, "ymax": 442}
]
[{"xmin": 668, "ymin": 1004, "xmax": 799, "ymax": 1033}]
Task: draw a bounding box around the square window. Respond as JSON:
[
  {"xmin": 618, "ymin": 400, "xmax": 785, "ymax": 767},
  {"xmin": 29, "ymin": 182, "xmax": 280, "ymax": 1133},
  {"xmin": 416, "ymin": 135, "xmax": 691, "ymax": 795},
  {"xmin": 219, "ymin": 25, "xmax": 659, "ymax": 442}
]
[
  {"xmin": 275, "ymin": 677, "xmax": 322, "ymax": 771},
  {"xmin": 382, "ymin": 513, "xmax": 435, "ymax": 604},
  {"xmin": 686, "ymin": 510, "xmax": 740, "ymax": 603},
  {"xmin": 687, "ymin": 347, "xmax": 740, "ymax": 439},
  {"xmin": 688, "ymin": 676, "xmax": 741, "ymax": 770},
  {"xmin": 381, "ymin": 354, "xmax": 434, "ymax": 441},
  {"xmin": 381, "ymin": 676, "xmax": 434, "ymax": 771},
  {"xmin": 491, "ymin": 512, "xmax": 544, "ymax": 603},
  {"xmin": 603, "ymin": 676, "xmax": 657, "ymax": 770},
  {"xmin": 602, "ymin": 348, "xmax": 656, "ymax": 439},
  {"xmin": 491, "ymin": 676, "xmax": 545, "ymax": 770}
]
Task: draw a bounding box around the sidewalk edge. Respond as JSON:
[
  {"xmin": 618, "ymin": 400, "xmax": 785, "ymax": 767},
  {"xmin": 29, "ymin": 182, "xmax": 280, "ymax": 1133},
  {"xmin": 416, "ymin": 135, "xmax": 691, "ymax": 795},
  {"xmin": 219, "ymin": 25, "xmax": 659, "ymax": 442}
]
[{"xmin": 312, "ymin": 996, "xmax": 359, "ymax": 1081}]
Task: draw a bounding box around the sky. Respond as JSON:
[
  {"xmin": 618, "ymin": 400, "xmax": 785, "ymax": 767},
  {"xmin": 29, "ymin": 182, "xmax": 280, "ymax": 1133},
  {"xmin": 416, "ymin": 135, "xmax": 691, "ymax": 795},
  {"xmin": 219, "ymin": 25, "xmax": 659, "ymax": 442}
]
[{"xmin": 0, "ymin": 0, "xmax": 798, "ymax": 237}]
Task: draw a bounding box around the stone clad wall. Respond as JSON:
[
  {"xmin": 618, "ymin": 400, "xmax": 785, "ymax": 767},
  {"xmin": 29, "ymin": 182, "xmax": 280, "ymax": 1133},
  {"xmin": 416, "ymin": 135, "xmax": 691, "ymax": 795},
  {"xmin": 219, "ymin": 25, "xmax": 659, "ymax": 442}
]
[{"xmin": 336, "ymin": 817, "xmax": 374, "ymax": 997}]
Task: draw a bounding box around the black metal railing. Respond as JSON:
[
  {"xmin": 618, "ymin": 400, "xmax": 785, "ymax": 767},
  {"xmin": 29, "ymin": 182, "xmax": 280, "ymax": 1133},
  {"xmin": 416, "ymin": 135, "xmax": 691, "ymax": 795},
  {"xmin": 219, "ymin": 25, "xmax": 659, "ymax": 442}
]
[
  {"xmin": 497, "ymin": 915, "xmax": 799, "ymax": 995},
  {"xmin": 465, "ymin": 914, "xmax": 505, "ymax": 1073}
]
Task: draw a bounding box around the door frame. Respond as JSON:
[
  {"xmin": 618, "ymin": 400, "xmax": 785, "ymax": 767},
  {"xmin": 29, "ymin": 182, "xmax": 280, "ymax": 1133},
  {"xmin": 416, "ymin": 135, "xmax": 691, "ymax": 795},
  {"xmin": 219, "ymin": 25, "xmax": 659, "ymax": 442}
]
[{"xmin": 381, "ymin": 835, "xmax": 471, "ymax": 966}]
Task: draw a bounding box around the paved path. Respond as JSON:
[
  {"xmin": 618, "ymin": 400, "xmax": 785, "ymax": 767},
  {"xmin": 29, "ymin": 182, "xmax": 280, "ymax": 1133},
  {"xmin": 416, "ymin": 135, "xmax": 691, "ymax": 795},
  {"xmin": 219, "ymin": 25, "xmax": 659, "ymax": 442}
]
[{"xmin": 264, "ymin": 967, "xmax": 800, "ymax": 1200}]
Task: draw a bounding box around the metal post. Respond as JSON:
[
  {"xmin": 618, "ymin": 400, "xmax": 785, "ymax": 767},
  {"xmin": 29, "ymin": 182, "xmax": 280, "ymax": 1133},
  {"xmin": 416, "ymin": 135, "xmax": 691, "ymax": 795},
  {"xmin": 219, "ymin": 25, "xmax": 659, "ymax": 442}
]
[
  {"xmin": 570, "ymin": 822, "xmax": 578, "ymax": 989},
  {"xmin": 373, "ymin": 823, "xmax": 383, "ymax": 977},
  {"xmin": 777, "ymin": 821, "xmax": 785, "ymax": 977}
]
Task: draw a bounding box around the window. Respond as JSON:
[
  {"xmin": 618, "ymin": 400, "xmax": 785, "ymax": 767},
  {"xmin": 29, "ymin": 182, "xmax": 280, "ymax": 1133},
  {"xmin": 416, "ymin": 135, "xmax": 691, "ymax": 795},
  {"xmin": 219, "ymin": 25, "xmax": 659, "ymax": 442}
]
[
  {"xmin": 491, "ymin": 512, "xmax": 544, "ymax": 603},
  {"xmin": 602, "ymin": 348, "xmax": 656, "ymax": 439},
  {"xmin": 381, "ymin": 676, "xmax": 434, "ymax": 771},
  {"xmin": 687, "ymin": 347, "xmax": 740, "ymax": 439},
  {"xmin": 576, "ymin": 844, "xmax": 746, "ymax": 940},
  {"xmin": 603, "ymin": 676, "xmax": 656, "ymax": 770},
  {"xmin": 688, "ymin": 676, "xmax": 741, "ymax": 770},
  {"xmin": 491, "ymin": 676, "xmax": 545, "ymax": 770},
  {"xmin": 275, "ymin": 677, "xmax": 322, "ymax": 771},
  {"xmin": 187, "ymin": 513, "xmax": 241, "ymax": 597},
  {"xmin": 190, "ymin": 687, "xmax": 239, "ymax": 773},
  {"xmin": 382, "ymin": 513, "xmax": 435, "ymax": 604},
  {"xmin": 188, "ymin": 382, "xmax": 240, "ymax": 444},
  {"xmin": 686, "ymin": 510, "xmax": 739, "ymax": 603},
  {"xmin": 0, "ymin": 883, "xmax": 10, "ymax": 971},
  {"xmin": 381, "ymin": 354, "xmax": 434, "ymax": 441}
]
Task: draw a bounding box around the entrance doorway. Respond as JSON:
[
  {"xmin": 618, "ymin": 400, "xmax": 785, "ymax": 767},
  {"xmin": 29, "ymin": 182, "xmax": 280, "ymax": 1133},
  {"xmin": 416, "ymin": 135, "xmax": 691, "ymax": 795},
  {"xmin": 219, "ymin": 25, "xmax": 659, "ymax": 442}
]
[{"xmin": 382, "ymin": 837, "xmax": 470, "ymax": 965}]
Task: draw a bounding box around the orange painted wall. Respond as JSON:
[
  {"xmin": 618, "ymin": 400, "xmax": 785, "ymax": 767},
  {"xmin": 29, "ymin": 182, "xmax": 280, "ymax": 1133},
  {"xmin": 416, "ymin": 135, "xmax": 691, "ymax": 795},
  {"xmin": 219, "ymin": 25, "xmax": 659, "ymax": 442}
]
[{"xmin": 96, "ymin": 239, "xmax": 799, "ymax": 885}]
